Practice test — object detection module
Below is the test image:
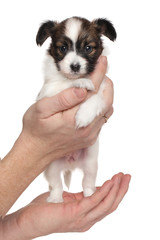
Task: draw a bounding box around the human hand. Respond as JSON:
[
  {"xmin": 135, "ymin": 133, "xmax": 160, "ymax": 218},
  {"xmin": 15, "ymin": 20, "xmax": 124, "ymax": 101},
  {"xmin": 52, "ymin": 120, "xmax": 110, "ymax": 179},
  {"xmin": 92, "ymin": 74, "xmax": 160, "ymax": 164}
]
[
  {"xmin": 2, "ymin": 173, "xmax": 131, "ymax": 239},
  {"xmin": 21, "ymin": 56, "xmax": 113, "ymax": 167}
]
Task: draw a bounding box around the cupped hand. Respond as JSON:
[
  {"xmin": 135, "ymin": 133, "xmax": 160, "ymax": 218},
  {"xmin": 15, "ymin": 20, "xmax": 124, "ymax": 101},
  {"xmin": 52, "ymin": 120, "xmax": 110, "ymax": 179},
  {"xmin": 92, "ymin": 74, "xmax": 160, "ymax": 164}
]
[{"xmin": 12, "ymin": 173, "xmax": 131, "ymax": 239}]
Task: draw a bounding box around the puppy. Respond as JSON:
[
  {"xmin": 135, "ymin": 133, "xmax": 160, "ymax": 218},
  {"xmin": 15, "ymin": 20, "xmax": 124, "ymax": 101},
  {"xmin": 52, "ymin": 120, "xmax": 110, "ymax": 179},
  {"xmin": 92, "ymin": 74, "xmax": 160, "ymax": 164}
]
[{"xmin": 36, "ymin": 17, "xmax": 116, "ymax": 203}]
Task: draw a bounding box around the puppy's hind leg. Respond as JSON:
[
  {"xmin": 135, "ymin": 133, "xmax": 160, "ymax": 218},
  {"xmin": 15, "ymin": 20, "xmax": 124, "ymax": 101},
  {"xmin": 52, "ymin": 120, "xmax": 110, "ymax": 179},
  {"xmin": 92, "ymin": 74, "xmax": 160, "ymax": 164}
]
[
  {"xmin": 82, "ymin": 140, "xmax": 99, "ymax": 197},
  {"xmin": 45, "ymin": 163, "xmax": 63, "ymax": 203}
]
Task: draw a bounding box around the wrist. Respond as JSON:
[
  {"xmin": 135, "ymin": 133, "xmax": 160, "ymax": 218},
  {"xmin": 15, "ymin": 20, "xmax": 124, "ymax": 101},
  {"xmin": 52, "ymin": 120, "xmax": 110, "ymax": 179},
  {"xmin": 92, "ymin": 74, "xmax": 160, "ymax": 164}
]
[
  {"xmin": 16, "ymin": 130, "xmax": 46, "ymax": 169},
  {"xmin": 19, "ymin": 129, "xmax": 74, "ymax": 166},
  {"xmin": 2, "ymin": 213, "xmax": 31, "ymax": 240},
  {"xmin": 18, "ymin": 130, "xmax": 57, "ymax": 168}
]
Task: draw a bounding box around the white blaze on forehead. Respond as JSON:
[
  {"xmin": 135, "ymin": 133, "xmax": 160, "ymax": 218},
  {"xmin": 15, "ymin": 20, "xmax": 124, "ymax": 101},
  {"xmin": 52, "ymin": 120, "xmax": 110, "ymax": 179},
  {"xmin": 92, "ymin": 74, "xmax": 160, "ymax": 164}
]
[{"xmin": 65, "ymin": 18, "xmax": 82, "ymax": 43}]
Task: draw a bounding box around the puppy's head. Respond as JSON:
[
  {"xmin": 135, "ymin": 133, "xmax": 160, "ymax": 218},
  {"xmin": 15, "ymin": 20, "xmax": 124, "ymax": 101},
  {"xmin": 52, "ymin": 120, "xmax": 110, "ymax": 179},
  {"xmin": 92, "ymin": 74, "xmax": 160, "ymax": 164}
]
[{"xmin": 36, "ymin": 17, "xmax": 116, "ymax": 79}]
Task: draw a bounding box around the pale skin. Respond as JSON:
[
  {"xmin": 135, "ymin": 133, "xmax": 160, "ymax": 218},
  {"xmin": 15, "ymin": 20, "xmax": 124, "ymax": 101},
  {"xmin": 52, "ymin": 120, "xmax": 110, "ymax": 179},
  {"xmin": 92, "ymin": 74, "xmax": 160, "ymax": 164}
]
[{"xmin": 0, "ymin": 56, "xmax": 131, "ymax": 239}]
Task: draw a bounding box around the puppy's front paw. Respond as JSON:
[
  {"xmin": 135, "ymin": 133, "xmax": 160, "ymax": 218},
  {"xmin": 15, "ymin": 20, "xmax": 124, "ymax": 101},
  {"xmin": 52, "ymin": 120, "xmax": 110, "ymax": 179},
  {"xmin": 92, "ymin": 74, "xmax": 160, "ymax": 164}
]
[
  {"xmin": 76, "ymin": 93, "xmax": 106, "ymax": 128},
  {"xmin": 73, "ymin": 78, "xmax": 95, "ymax": 91},
  {"xmin": 76, "ymin": 107, "xmax": 94, "ymax": 128},
  {"xmin": 75, "ymin": 98, "xmax": 98, "ymax": 128}
]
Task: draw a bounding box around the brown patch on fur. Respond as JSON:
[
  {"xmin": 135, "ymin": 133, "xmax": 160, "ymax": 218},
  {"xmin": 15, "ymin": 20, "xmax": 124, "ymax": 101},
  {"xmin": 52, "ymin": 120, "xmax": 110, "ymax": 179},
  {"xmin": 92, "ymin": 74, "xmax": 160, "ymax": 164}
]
[
  {"xmin": 48, "ymin": 21, "xmax": 73, "ymax": 63},
  {"xmin": 76, "ymin": 19, "xmax": 103, "ymax": 62}
]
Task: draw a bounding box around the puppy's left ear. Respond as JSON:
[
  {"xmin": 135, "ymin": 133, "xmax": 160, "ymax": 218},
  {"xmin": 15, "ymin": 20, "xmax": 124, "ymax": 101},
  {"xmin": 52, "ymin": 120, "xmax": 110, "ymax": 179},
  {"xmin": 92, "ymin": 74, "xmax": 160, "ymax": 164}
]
[{"xmin": 93, "ymin": 18, "xmax": 117, "ymax": 41}]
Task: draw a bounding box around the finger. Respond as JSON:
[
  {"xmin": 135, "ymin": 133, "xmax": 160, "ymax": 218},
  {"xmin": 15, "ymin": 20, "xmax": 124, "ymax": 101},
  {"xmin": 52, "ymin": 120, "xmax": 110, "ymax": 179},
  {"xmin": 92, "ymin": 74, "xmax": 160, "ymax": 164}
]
[
  {"xmin": 85, "ymin": 174, "xmax": 123, "ymax": 222},
  {"xmin": 102, "ymin": 76, "xmax": 114, "ymax": 109},
  {"xmin": 85, "ymin": 106, "xmax": 113, "ymax": 138},
  {"xmin": 98, "ymin": 107, "xmax": 114, "ymax": 126},
  {"xmin": 79, "ymin": 180, "xmax": 114, "ymax": 214},
  {"xmin": 79, "ymin": 173, "xmax": 122, "ymax": 213},
  {"xmin": 62, "ymin": 191, "xmax": 83, "ymax": 203},
  {"xmin": 96, "ymin": 174, "xmax": 131, "ymax": 223},
  {"xmin": 106, "ymin": 106, "xmax": 114, "ymax": 118},
  {"xmin": 89, "ymin": 56, "xmax": 107, "ymax": 93},
  {"xmin": 36, "ymin": 88, "xmax": 87, "ymax": 118},
  {"xmin": 107, "ymin": 174, "xmax": 131, "ymax": 215},
  {"xmin": 111, "ymin": 172, "xmax": 124, "ymax": 181},
  {"xmin": 95, "ymin": 77, "xmax": 114, "ymax": 124}
]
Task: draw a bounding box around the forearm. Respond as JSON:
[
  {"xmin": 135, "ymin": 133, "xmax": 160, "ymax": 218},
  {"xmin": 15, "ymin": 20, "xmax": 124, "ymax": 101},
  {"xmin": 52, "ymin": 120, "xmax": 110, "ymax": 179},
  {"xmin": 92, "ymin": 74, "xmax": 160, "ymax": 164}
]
[{"xmin": 0, "ymin": 132, "xmax": 47, "ymax": 217}]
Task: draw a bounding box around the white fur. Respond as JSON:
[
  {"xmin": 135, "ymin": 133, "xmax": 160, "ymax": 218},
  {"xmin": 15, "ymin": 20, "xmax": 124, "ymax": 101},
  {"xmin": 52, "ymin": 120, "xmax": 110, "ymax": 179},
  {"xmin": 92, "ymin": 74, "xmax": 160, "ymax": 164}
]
[{"xmin": 65, "ymin": 18, "xmax": 82, "ymax": 44}]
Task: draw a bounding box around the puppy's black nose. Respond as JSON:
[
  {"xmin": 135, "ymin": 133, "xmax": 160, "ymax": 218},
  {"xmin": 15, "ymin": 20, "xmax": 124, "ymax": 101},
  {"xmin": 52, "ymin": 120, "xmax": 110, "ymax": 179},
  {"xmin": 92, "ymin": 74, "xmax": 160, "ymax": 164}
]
[{"xmin": 70, "ymin": 63, "xmax": 80, "ymax": 72}]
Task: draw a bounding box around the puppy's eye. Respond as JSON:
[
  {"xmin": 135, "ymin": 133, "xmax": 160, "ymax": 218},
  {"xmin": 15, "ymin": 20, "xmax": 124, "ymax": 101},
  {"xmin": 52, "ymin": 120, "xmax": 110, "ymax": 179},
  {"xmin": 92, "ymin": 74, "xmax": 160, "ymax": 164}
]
[
  {"xmin": 85, "ymin": 45, "xmax": 93, "ymax": 53},
  {"xmin": 59, "ymin": 46, "xmax": 67, "ymax": 53}
]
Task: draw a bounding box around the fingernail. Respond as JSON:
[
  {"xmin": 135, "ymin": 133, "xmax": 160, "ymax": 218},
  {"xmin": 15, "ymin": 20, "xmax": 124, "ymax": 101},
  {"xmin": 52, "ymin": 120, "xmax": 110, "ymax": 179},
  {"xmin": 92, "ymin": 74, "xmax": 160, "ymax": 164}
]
[
  {"xmin": 73, "ymin": 88, "xmax": 87, "ymax": 99},
  {"xmin": 100, "ymin": 56, "xmax": 107, "ymax": 64}
]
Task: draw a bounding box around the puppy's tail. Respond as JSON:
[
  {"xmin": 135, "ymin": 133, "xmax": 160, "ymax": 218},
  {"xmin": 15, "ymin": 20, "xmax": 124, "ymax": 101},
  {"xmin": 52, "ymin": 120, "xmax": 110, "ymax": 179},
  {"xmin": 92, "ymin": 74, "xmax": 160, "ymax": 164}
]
[{"xmin": 64, "ymin": 170, "xmax": 72, "ymax": 189}]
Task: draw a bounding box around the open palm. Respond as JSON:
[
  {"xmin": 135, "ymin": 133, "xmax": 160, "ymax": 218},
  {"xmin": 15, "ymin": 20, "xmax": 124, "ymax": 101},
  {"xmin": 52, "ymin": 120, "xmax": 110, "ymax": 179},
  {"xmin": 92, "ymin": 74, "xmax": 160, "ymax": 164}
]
[{"xmin": 15, "ymin": 173, "xmax": 131, "ymax": 239}]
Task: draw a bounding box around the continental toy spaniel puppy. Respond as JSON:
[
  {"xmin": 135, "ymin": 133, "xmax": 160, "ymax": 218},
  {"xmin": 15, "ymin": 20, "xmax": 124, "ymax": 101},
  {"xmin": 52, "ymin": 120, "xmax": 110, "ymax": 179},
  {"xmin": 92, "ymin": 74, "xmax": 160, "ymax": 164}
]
[{"xmin": 36, "ymin": 16, "xmax": 116, "ymax": 202}]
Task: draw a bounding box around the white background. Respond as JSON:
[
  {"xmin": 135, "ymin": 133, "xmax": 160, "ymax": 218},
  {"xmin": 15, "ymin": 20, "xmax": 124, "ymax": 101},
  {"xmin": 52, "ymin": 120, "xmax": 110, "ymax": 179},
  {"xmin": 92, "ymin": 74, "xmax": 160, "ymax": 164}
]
[{"xmin": 0, "ymin": 0, "xmax": 160, "ymax": 239}]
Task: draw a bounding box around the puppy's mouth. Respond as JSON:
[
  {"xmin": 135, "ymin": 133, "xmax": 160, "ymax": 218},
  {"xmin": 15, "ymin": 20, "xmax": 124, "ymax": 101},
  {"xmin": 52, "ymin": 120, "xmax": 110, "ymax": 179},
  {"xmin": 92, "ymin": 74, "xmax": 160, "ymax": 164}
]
[{"xmin": 61, "ymin": 71, "xmax": 86, "ymax": 80}]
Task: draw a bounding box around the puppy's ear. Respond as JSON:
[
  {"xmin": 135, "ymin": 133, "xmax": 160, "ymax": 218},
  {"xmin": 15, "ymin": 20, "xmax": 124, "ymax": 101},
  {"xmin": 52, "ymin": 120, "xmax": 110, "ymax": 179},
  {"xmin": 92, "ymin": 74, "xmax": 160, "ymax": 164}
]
[
  {"xmin": 93, "ymin": 18, "xmax": 117, "ymax": 41},
  {"xmin": 36, "ymin": 21, "xmax": 57, "ymax": 46}
]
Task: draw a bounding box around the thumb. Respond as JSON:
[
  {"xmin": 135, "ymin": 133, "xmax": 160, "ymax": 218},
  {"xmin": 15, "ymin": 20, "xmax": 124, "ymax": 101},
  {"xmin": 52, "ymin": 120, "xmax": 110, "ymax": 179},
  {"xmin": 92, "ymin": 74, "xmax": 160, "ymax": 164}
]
[{"xmin": 36, "ymin": 88, "xmax": 87, "ymax": 118}]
